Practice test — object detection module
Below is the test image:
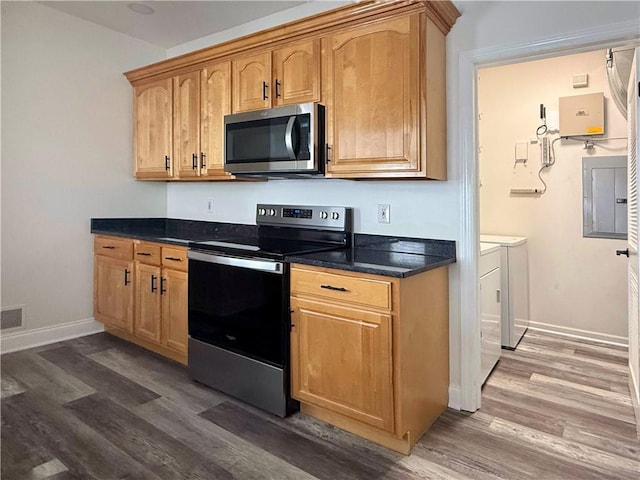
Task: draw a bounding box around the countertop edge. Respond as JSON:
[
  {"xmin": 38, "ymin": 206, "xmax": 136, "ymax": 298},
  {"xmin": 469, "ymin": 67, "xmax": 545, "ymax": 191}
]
[
  {"xmin": 91, "ymin": 230, "xmax": 192, "ymax": 247},
  {"xmin": 286, "ymin": 253, "xmax": 456, "ymax": 278}
]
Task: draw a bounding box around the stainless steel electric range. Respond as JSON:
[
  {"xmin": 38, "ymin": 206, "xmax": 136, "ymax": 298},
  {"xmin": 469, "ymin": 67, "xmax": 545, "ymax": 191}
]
[{"xmin": 187, "ymin": 204, "xmax": 352, "ymax": 417}]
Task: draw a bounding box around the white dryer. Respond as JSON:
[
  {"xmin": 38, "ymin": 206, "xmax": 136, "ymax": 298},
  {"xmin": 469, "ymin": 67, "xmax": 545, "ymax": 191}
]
[{"xmin": 480, "ymin": 235, "xmax": 530, "ymax": 349}]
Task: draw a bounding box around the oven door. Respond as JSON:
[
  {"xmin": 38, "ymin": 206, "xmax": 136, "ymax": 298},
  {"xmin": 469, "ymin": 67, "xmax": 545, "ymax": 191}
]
[{"xmin": 187, "ymin": 250, "xmax": 287, "ymax": 368}]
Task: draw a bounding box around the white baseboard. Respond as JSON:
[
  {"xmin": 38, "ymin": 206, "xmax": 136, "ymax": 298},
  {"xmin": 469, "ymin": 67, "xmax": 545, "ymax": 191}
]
[
  {"xmin": 0, "ymin": 317, "xmax": 105, "ymax": 354},
  {"xmin": 448, "ymin": 384, "xmax": 461, "ymax": 411},
  {"xmin": 528, "ymin": 321, "xmax": 628, "ymax": 347}
]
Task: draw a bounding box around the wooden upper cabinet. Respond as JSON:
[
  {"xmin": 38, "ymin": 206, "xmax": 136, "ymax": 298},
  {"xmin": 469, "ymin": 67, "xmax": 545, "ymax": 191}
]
[
  {"xmin": 134, "ymin": 78, "xmax": 173, "ymax": 179},
  {"xmin": 173, "ymin": 63, "xmax": 233, "ymax": 180},
  {"xmin": 233, "ymin": 51, "xmax": 271, "ymax": 113},
  {"xmin": 272, "ymin": 39, "xmax": 320, "ymax": 106},
  {"xmin": 232, "ymin": 39, "xmax": 320, "ymax": 113},
  {"xmin": 125, "ymin": 1, "xmax": 459, "ymax": 180},
  {"xmin": 173, "ymin": 71, "xmax": 201, "ymax": 179},
  {"xmin": 323, "ymin": 15, "xmax": 422, "ymax": 178},
  {"xmin": 201, "ymin": 61, "xmax": 232, "ymax": 176}
]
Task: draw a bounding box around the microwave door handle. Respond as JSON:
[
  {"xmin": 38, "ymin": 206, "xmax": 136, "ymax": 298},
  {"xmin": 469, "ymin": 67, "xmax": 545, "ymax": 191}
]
[{"xmin": 284, "ymin": 116, "xmax": 297, "ymax": 160}]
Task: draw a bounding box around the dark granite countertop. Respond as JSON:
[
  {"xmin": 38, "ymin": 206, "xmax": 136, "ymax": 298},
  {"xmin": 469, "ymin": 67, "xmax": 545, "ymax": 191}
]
[
  {"xmin": 91, "ymin": 218, "xmax": 256, "ymax": 247},
  {"xmin": 91, "ymin": 218, "xmax": 456, "ymax": 277},
  {"xmin": 287, "ymin": 236, "xmax": 456, "ymax": 278}
]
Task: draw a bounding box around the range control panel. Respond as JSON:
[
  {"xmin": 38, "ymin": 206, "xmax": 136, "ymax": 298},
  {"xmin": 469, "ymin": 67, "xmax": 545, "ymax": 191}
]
[{"xmin": 256, "ymin": 204, "xmax": 352, "ymax": 232}]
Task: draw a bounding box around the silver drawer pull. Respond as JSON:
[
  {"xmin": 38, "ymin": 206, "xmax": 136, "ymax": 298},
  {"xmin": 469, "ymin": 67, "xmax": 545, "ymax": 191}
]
[{"xmin": 188, "ymin": 250, "xmax": 283, "ymax": 274}]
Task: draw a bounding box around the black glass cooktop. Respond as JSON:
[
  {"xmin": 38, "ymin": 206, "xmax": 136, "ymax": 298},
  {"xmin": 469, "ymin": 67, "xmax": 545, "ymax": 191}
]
[{"xmin": 189, "ymin": 236, "xmax": 342, "ymax": 260}]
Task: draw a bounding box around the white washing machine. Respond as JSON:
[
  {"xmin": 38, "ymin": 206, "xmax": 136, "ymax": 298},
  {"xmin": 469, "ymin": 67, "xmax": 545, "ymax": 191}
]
[{"xmin": 480, "ymin": 235, "xmax": 530, "ymax": 349}]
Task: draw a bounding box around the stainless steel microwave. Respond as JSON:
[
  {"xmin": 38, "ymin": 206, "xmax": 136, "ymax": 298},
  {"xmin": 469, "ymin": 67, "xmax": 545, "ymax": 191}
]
[{"xmin": 223, "ymin": 102, "xmax": 325, "ymax": 176}]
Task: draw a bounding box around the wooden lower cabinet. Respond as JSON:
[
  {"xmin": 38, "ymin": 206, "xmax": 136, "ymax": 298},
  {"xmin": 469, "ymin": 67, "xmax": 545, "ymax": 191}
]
[
  {"xmin": 290, "ymin": 263, "xmax": 449, "ymax": 454},
  {"xmin": 134, "ymin": 263, "xmax": 162, "ymax": 343},
  {"xmin": 94, "ymin": 236, "xmax": 188, "ymax": 364},
  {"xmin": 291, "ymin": 298, "xmax": 394, "ymax": 432},
  {"xmin": 94, "ymin": 254, "xmax": 134, "ymax": 333},
  {"xmin": 161, "ymin": 268, "xmax": 188, "ymax": 353}
]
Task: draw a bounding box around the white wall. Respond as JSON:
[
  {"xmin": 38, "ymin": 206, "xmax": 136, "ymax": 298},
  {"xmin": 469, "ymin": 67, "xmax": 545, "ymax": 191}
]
[
  {"xmin": 165, "ymin": 1, "xmax": 640, "ymax": 406},
  {"xmin": 478, "ymin": 50, "xmax": 628, "ymax": 341},
  {"xmin": 166, "ymin": 1, "xmax": 352, "ymax": 58},
  {"xmin": 1, "ymin": 2, "xmax": 167, "ymax": 341}
]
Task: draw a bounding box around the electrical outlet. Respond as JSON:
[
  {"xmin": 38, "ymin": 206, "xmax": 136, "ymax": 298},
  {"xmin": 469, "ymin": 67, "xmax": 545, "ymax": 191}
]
[
  {"xmin": 206, "ymin": 198, "xmax": 214, "ymax": 214},
  {"xmin": 378, "ymin": 204, "xmax": 390, "ymax": 224}
]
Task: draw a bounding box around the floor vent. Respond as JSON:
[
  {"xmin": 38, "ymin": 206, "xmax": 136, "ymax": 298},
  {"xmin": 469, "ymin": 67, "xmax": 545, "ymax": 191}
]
[{"xmin": 1, "ymin": 307, "xmax": 24, "ymax": 330}]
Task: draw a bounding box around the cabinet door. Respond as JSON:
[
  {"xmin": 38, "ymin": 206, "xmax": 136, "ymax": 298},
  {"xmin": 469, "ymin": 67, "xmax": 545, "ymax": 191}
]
[
  {"xmin": 201, "ymin": 61, "xmax": 233, "ymax": 177},
  {"xmin": 480, "ymin": 267, "xmax": 501, "ymax": 385},
  {"xmin": 232, "ymin": 51, "xmax": 271, "ymax": 113},
  {"xmin": 290, "ymin": 298, "xmax": 394, "ymax": 432},
  {"xmin": 323, "ymin": 15, "xmax": 420, "ymax": 177},
  {"xmin": 134, "ymin": 78, "xmax": 173, "ymax": 179},
  {"xmin": 174, "ymin": 71, "xmax": 201, "ymax": 179},
  {"xmin": 94, "ymin": 256, "xmax": 134, "ymax": 332},
  {"xmin": 272, "ymin": 39, "xmax": 320, "ymax": 106},
  {"xmin": 161, "ymin": 268, "xmax": 188, "ymax": 354},
  {"xmin": 134, "ymin": 263, "xmax": 162, "ymax": 343}
]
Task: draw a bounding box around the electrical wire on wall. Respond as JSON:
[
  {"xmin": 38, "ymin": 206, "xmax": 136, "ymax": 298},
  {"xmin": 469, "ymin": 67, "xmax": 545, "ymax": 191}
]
[
  {"xmin": 558, "ymin": 135, "xmax": 628, "ymax": 151},
  {"xmin": 535, "ymin": 139, "xmax": 557, "ymax": 194}
]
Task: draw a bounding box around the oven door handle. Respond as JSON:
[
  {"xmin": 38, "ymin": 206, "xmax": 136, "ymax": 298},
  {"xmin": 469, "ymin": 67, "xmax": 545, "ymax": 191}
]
[
  {"xmin": 188, "ymin": 250, "xmax": 283, "ymax": 274},
  {"xmin": 284, "ymin": 116, "xmax": 297, "ymax": 160}
]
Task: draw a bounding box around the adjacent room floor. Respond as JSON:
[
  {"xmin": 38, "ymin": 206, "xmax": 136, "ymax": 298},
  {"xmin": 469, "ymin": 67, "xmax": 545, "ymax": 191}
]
[{"xmin": 1, "ymin": 330, "xmax": 638, "ymax": 479}]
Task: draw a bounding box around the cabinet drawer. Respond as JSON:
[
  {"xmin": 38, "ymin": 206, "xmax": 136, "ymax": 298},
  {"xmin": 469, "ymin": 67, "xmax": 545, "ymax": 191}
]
[
  {"xmin": 479, "ymin": 248, "xmax": 501, "ymax": 278},
  {"xmin": 291, "ymin": 267, "xmax": 392, "ymax": 311},
  {"xmin": 162, "ymin": 247, "xmax": 188, "ymax": 271},
  {"xmin": 134, "ymin": 243, "xmax": 161, "ymax": 265},
  {"xmin": 94, "ymin": 236, "xmax": 133, "ymax": 260}
]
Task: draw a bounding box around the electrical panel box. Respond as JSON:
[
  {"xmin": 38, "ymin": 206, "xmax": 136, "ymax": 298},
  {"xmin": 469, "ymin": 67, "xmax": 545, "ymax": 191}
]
[
  {"xmin": 559, "ymin": 92, "xmax": 604, "ymax": 136},
  {"xmin": 583, "ymin": 155, "xmax": 627, "ymax": 239}
]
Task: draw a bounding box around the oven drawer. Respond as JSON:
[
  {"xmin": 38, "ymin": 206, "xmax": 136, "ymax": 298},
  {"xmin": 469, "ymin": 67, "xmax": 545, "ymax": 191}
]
[
  {"xmin": 162, "ymin": 247, "xmax": 188, "ymax": 271},
  {"xmin": 291, "ymin": 265, "xmax": 392, "ymax": 311},
  {"xmin": 94, "ymin": 236, "xmax": 133, "ymax": 260},
  {"xmin": 134, "ymin": 242, "xmax": 161, "ymax": 265}
]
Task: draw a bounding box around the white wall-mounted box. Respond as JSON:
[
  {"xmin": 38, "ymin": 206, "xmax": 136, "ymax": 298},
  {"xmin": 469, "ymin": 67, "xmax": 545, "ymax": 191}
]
[{"xmin": 559, "ymin": 92, "xmax": 604, "ymax": 136}]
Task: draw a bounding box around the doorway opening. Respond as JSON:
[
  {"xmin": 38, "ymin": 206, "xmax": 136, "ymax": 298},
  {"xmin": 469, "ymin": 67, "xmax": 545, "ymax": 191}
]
[
  {"xmin": 476, "ymin": 49, "xmax": 630, "ymax": 388},
  {"xmin": 457, "ymin": 21, "xmax": 639, "ymax": 413}
]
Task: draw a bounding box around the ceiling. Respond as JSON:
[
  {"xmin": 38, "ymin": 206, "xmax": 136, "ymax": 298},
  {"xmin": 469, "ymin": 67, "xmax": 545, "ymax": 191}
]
[{"xmin": 39, "ymin": 1, "xmax": 311, "ymax": 49}]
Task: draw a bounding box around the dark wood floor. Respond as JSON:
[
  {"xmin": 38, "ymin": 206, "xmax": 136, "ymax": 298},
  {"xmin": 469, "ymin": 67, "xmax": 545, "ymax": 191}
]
[{"xmin": 2, "ymin": 330, "xmax": 639, "ymax": 479}]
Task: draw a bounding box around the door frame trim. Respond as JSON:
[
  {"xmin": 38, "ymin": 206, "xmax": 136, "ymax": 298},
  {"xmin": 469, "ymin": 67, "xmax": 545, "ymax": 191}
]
[{"xmin": 458, "ymin": 19, "xmax": 640, "ymax": 412}]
